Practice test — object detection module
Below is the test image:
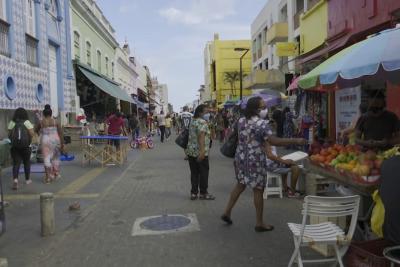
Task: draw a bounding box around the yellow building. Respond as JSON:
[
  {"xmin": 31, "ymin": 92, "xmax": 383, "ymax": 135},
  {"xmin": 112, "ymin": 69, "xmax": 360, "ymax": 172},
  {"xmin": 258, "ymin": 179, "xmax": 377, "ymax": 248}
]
[
  {"xmin": 299, "ymin": 0, "xmax": 328, "ymax": 55},
  {"xmin": 204, "ymin": 35, "xmax": 252, "ymax": 105}
]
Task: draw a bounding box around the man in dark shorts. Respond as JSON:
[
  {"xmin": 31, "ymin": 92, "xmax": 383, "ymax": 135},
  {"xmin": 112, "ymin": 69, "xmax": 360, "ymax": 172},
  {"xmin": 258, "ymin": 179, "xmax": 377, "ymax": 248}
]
[
  {"xmin": 355, "ymin": 91, "xmax": 399, "ymax": 149},
  {"xmin": 106, "ymin": 112, "xmax": 126, "ymax": 148}
]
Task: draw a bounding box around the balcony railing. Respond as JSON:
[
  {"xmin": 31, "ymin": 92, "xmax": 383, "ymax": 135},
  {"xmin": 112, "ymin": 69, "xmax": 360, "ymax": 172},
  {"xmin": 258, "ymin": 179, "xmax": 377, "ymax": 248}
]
[
  {"xmin": 266, "ymin": 22, "xmax": 289, "ymax": 44},
  {"xmin": 26, "ymin": 34, "xmax": 39, "ymax": 66},
  {"xmin": 0, "ymin": 19, "xmax": 10, "ymax": 57}
]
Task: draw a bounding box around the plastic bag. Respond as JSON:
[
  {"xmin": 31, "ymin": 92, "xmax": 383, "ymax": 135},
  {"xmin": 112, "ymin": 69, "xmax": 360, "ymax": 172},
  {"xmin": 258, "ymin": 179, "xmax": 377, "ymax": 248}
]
[{"xmin": 371, "ymin": 190, "xmax": 385, "ymax": 238}]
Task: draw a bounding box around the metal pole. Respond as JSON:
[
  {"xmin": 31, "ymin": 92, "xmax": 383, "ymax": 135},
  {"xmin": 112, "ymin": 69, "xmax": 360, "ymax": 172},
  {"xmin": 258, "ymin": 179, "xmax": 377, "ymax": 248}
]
[
  {"xmin": 40, "ymin": 193, "xmax": 55, "ymax": 237},
  {"xmin": 239, "ymin": 49, "xmax": 249, "ymax": 101},
  {"xmin": 239, "ymin": 56, "xmax": 243, "ymax": 101}
]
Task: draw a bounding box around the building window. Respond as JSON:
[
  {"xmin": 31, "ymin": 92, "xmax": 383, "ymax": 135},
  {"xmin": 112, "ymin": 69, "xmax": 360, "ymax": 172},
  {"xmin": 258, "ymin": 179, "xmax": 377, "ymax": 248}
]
[
  {"xmin": 86, "ymin": 41, "xmax": 91, "ymax": 66},
  {"xmin": 0, "ymin": 0, "xmax": 6, "ymax": 20},
  {"xmin": 26, "ymin": 0, "xmax": 36, "ymax": 37},
  {"xmin": 97, "ymin": 50, "xmax": 101, "ymax": 72},
  {"xmin": 0, "ymin": 19, "xmax": 10, "ymax": 57},
  {"xmin": 26, "ymin": 34, "xmax": 38, "ymax": 66},
  {"xmin": 48, "ymin": 0, "xmax": 58, "ymax": 18},
  {"xmin": 111, "ymin": 61, "xmax": 114, "ymax": 79},
  {"xmin": 73, "ymin": 31, "xmax": 80, "ymax": 60},
  {"xmin": 105, "ymin": 56, "xmax": 109, "ymax": 75},
  {"xmin": 263, "ymin": 26, "xmax": 268, "ymax": 43}
]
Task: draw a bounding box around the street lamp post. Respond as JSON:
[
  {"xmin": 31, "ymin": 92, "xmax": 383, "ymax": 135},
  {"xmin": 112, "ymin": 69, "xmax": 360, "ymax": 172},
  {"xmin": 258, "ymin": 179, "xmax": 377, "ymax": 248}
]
[{"xmin": 234, "ymin": 48, "xmax": 250, "ymax": 100}]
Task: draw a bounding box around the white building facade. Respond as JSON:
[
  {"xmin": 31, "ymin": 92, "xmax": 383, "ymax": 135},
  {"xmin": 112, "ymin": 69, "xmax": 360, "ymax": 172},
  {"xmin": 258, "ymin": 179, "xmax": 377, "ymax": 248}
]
[{"xmin": 0, "ymin": 0, "xmax": 76, "ymax": 137}]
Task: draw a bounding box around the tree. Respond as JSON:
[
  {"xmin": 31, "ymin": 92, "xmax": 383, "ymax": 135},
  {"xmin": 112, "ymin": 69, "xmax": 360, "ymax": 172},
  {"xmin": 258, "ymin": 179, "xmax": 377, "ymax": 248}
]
[{"xmin": 224, "ymin": 71, "xmax": 240, "ymax": 98}]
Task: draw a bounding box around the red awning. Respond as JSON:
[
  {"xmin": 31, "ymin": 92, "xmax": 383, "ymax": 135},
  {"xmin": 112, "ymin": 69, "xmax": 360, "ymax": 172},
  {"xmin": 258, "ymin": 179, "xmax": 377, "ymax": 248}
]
[{"xmin": 297, "ymin": 35, "xmax": 351, "ymax": 65}]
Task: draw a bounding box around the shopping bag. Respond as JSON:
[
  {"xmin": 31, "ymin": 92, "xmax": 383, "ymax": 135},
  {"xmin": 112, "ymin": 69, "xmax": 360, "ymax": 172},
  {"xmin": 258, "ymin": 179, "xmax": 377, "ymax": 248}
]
[
  {"xmin": 175, "ymin": 129, "xmax": 189, "ymax": 149},
  {"xmin": 371, "ymin": 190, "xmax": 385, "ymax": 238},
  {"xmin": 220, "ymin": 125, "xmax": 238, "ymax": 158}
]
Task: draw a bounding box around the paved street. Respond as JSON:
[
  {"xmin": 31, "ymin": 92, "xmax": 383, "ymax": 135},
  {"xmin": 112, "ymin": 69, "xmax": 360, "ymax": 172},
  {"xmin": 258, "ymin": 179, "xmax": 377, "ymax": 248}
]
[{"xmin": 0, "ymin": 138, "xmax": 306, "ymax": 267}]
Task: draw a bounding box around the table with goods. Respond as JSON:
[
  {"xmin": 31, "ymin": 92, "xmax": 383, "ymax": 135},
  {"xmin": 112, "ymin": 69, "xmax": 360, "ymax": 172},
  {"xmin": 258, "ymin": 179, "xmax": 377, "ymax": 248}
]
[
  {"xmin": 308, "ymin": 144, "xmax": 400, "ymax": 196},
  {"xmin": 80, "ymin": 135, "xmax": 129, "ymax": 167}
]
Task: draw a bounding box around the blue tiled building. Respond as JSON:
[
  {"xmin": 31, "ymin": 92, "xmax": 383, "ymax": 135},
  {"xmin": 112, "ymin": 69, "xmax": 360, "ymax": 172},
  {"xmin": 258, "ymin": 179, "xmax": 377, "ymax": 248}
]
[{"xmin": 0, "ymin": 0, "xmax": 76, "ymax": 137}]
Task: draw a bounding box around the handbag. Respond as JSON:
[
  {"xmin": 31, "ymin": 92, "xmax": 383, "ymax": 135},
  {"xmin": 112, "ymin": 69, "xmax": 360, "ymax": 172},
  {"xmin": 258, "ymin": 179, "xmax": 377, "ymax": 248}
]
[
  {"xmin": 175, "ymin": 128, "xmax": 189, "ymax": 149},
  {"xmin": 220, "ymin": 122, "xmax": 238, "ymax": 158}
]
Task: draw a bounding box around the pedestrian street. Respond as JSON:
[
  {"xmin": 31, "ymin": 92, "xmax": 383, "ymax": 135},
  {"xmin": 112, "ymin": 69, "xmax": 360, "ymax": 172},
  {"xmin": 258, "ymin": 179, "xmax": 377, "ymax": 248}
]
[{"xmin": 0, "ymin": 137, "xmax": 308, "ymax": 267}]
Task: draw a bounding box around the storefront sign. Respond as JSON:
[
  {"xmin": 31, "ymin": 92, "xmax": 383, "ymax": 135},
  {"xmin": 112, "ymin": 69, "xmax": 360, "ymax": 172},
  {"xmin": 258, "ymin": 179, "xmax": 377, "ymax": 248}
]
[
  {"xmin": 335, "ymin": 86, "xmax": 361, "ymax": 134},
  {"xmin": 276, "ymin": 42, "xmax": 298, "ymax": 57}
]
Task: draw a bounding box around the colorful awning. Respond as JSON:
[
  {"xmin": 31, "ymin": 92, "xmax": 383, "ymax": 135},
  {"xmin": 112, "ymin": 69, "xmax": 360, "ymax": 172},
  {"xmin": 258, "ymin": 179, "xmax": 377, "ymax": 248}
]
[{"xmin": 299, "ymin": 26, "xmax": 400, "ymax": 89}]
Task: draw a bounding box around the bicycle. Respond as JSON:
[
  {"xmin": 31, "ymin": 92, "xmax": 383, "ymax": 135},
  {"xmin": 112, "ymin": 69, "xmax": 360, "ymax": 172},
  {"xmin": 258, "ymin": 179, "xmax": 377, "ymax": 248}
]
[{"xmin": 130, "ymin": 132, "xmax": 154, "ymax": 149}]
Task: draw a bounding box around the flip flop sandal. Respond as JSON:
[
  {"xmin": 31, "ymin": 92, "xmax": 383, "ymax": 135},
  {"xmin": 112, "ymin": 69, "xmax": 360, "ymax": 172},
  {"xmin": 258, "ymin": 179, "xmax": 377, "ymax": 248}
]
[
  {"xmin": 221, "ymin": 215, "xmax": 233, "ymax": 225},
  {"xmin": 255, "ymin": 225, "xmax": 274, "ymax": 232}
]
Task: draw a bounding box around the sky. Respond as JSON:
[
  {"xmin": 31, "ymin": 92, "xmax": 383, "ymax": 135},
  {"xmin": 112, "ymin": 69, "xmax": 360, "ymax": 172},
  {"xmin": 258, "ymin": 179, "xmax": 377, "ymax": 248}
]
[{"xmin": 96, "ymin": 0, "xmax": 267, "ymax": 110}]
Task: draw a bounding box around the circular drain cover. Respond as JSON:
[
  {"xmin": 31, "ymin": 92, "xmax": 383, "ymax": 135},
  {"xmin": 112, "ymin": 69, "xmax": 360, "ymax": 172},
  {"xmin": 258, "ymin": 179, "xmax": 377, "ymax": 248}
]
[{"xmin": 140, "ymin": 215, "xmax": 191, "ymax": 231}]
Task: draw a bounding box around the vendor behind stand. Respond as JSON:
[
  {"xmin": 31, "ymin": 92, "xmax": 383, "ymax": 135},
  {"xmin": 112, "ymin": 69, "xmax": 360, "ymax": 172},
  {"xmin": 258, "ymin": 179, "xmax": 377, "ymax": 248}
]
[{"xmin": 355, "ymin": 90, "xmax": 399, "ymax": 149}]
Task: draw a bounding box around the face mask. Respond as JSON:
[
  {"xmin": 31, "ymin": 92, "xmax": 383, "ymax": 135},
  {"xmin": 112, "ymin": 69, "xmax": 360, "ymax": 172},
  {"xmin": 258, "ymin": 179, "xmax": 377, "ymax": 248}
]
[
  {"xmin": 259, "ymin": 108, "xmax": 268, "ymax": 119},
  {"xmin": 203, "ymin": 113, "xmax": 211, "ymax": 121}
]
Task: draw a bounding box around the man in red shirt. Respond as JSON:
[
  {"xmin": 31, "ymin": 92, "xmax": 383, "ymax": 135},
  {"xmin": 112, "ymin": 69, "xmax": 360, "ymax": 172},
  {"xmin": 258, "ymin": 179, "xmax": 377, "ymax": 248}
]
[{"xmin": 106, "ymin": 112, "xmax": 126, "ymax": 149}]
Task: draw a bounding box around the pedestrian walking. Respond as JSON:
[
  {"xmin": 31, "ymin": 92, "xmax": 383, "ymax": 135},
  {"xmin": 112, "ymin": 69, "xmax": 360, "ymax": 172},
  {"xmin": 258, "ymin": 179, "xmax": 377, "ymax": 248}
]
[
  {"xmin": 165, "ymin": 114, "xmax": 172, "ymax": 140},
  {"xmin": 186, "ymin": 104, "xmax": 215, "ymax": 200},
  {"xmin": 36, "ymin": 105, "xmax": 64, "ymax": 184},
  {"xmin": 157, "ymin": 111, "xmax": 166, "ymax": 142},
  {"xmin": 8, "ymin": 107, "xmax": 35, "ymax": 190},
  {"xmin": 106, "ymin": 111, "xmax": 127, "ymax": 149},
  {"xmin": 221, "ymin": 97, "xmax": 306, "ymax": 232},
  {"xmin": 128, "ymin": 113, "xmax": 140, "ymax": 139}
]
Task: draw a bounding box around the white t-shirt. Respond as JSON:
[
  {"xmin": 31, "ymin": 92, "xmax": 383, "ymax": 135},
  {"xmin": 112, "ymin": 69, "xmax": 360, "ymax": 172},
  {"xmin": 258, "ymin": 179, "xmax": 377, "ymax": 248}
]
[{"xmin": 157, "ymin": 114, "xmax": 166, "ymax": 126}]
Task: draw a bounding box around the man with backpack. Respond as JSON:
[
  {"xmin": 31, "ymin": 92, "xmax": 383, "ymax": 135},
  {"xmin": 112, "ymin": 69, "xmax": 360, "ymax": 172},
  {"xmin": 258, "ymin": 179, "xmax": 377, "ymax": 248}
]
[{"xmin": 8, "ymin": 108, "xmax": 35, "ymax": 190}]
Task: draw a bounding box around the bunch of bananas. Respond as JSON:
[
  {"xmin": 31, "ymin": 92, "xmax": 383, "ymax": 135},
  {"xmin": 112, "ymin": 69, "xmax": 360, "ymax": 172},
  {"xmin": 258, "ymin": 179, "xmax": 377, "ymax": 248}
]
[{"xmin": 382, "ymin": 146, "xmax": 400, "ymax": 159}]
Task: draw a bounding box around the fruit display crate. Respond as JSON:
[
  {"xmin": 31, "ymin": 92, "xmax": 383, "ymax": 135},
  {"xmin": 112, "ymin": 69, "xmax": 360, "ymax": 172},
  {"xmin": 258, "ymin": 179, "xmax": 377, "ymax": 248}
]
[{"xmin": 305, "ymin": 160, "xmax": 379, "ymax": 196}]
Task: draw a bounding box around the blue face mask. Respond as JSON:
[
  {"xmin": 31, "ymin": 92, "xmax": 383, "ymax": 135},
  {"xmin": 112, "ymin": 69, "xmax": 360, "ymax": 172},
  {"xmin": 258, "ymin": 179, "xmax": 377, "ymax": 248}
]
[{"xmin": 203, "ymin": 113, "xmax": 211, "ymax": 121}]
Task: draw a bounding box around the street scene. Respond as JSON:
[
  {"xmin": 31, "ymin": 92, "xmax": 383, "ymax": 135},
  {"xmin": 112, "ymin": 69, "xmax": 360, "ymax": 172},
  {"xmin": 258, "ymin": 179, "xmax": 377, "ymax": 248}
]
[{"xmin": 1, "ymin": 0, "xmax": 400, "ymax": 267}]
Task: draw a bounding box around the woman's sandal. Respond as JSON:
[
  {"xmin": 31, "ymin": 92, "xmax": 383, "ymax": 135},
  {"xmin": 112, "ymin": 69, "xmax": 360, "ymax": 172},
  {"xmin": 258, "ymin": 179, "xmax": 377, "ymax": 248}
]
[
  {"xmin": 43, "ymin": 177, "xmax": 52, "ymax": 184},
  {"xmin": 255, "ymin": 225, "xmax": 274, "ymax": 232},
  {"xmin": 199, "ymin": 194, "xmax": 215, "ymax": 200},
  {"xmin": 221, "ymin": 215, "xmax": 233, "ymax": 225}
]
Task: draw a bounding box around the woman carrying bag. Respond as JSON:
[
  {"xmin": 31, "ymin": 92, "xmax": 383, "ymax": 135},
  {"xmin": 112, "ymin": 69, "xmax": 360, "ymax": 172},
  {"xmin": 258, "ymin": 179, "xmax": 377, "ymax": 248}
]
[{"xmin": 221, "ymin": 97, "xmax": 306, "ymax": 232}]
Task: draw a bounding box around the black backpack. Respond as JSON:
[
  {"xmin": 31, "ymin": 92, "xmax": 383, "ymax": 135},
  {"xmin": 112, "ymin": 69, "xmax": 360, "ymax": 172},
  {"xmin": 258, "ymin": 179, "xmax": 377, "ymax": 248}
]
[{"xmin": 9, "ymin": 120, "xmax": 31, "ymax": 148}]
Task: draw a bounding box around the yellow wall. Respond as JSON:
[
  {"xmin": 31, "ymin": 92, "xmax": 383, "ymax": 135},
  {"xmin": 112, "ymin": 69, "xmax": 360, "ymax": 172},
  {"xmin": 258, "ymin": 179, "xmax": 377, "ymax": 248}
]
[
  {"xmin": 210, "ymin": 39, "xmax": 252, "ymax": 104},
  {"xmin": 299, "ymin": 0, "xmax": 328, "ymax": 55}
]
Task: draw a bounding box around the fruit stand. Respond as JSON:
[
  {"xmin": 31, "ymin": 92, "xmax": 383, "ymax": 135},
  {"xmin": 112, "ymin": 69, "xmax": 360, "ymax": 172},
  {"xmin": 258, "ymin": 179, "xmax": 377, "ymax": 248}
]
[{"xmin": 307, "ymin": 144, "xmax": 400, "ymax": 195}]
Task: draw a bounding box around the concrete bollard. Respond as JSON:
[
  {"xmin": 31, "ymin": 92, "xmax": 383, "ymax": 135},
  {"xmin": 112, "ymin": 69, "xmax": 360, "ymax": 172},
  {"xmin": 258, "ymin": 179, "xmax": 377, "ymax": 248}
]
[
  {"xmin": 0, "ymin": 258, "xmax": 8, "ymax": 267},
  {"xmin": 40, "ymin": 193, "xmax": 55, "ymax": 237}
]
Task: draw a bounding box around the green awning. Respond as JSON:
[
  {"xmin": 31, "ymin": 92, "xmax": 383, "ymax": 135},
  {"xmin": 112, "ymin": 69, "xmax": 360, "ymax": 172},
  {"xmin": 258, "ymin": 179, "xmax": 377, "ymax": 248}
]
[{"xmin": 78, "ymin": 66, "xmax": 134, "ymax": 103}]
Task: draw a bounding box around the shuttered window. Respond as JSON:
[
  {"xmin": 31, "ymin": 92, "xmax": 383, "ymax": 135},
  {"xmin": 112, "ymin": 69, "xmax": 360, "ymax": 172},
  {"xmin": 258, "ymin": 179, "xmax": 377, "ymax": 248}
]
[
  {"xmin": 86, "ymin": 41, "xmax": 91, "ymax": 66},
  {"xmin": 0, "ymin": 0, "xmax": 6, "ymax": 21},
  {"xmin": 73, "ymin": 31, "xmax": 80, "ymax": 60},
  {"xmin": 26, "ymin": 0, "xmax": 36, "ymax": 36},
  {"xmin": 97, "ymin": 50, "xmax": 101, "ymax": 72}
]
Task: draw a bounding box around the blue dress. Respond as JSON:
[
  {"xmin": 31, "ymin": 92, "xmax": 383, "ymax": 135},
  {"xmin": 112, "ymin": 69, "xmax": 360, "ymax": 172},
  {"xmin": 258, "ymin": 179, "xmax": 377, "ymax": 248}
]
[{"xmin": 234, "ymin": 117, "xmax": 272, "ymax": 189}]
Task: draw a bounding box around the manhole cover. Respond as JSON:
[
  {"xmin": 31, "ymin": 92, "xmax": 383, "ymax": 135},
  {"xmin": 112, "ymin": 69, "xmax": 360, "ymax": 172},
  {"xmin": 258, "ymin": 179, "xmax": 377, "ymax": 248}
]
[
  {"xmin": 132, "ymin": 213, "xmax": 200, "ymax": 236},
  {"xmin": 140, "ymin": 215, "xmax": 191, "ymax": 231}
]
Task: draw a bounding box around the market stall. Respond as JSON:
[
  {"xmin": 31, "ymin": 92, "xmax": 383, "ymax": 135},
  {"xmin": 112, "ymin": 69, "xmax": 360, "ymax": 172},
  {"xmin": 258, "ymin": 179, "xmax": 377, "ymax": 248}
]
[{"xmin": 297, "ymin": 26, "xmax": 400, "ymax": 260}]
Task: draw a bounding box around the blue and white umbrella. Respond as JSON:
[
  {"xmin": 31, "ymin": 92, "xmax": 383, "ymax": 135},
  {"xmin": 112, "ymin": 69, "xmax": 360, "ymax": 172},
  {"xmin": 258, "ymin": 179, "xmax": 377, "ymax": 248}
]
[{"xmin": 299, "ymin": 25, "xmax": 400, "ymax": 89}]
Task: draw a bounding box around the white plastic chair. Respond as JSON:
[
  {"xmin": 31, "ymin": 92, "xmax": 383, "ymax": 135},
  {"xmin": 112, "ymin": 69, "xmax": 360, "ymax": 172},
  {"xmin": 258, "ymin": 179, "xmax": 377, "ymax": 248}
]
[
  {"xmin": 287, "ymin": 195, "xmax": 360, "ymax": 267},
  {"xmin": 263, "ymin": 172, "xmax": 283, "ymax": 199}
]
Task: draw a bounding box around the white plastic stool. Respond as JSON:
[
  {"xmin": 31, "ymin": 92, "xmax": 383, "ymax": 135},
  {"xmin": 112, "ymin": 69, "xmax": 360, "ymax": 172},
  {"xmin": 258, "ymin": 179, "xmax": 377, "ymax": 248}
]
[{"xmin": 263, "ymin": 172, "xmax": 283, "ymax": 199}]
